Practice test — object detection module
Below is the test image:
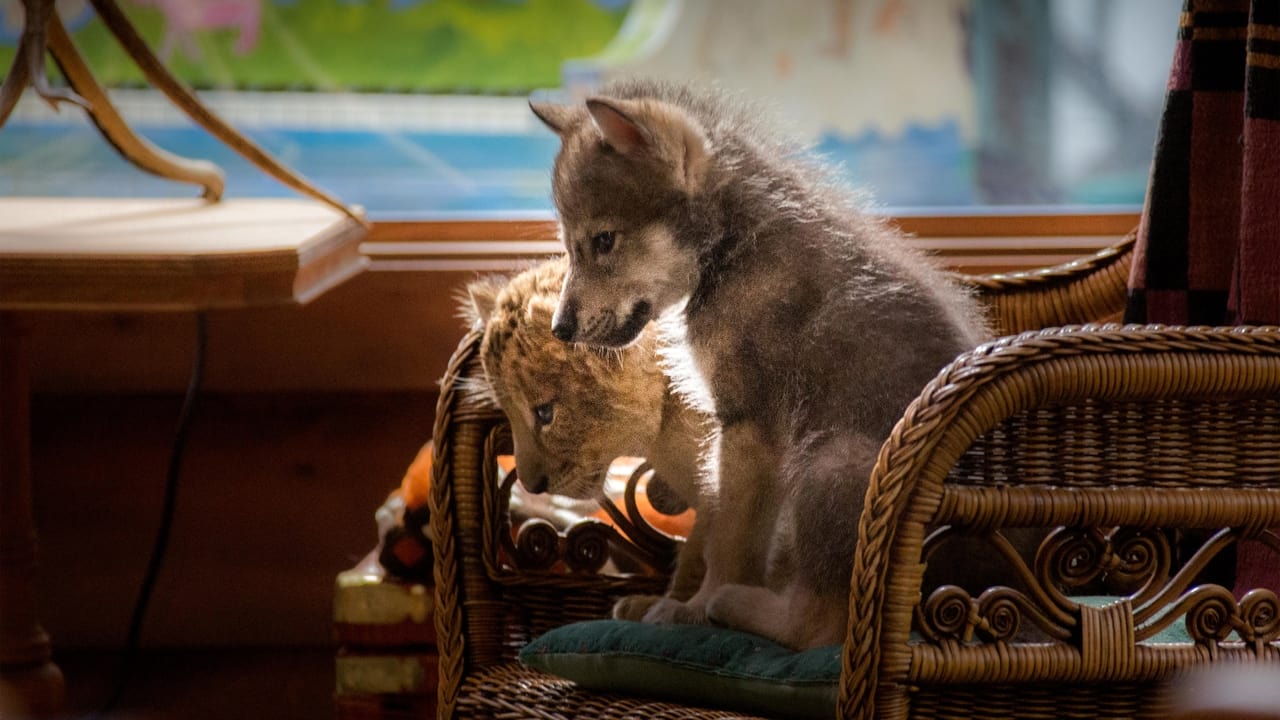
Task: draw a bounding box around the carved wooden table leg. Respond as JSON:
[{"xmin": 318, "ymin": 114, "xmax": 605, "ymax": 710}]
[
  {"xmin": 0, "ymin": 313, "xmax": 65, "ymax": 718},
  {"xmin": 88, "ymin": 0, "xmax": 366, "ymax": 225},
  {"xmin": 0, "ymin": 0, "xmax": 364, "ymax": 225},
  {"xmin": 46, "ymin": 15, "xmax": 227, "ymax": 202},
  {"xmin": 0, "ymin": 0, "xmax": 89, "ymax": 128}
]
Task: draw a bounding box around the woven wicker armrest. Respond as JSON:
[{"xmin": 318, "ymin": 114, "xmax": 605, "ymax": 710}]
[
  {"xmin": 967, "ymin": 231, "xmax": 1135, "ymax": 335},
  {"xmin": 840, "ymin": 324, "xmax": 1280, "ymax": 720}
]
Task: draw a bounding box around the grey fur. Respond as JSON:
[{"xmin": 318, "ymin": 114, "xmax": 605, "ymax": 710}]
[{"xmin": 537, "ymin": 79, "xmax": 989, "ymax": 650}]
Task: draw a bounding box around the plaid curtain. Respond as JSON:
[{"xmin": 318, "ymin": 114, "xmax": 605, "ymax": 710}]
[
  {"xmin": 1125, "ymin": 0, "xmax": 1280, "ymax": 326},
  {"xmin": 1125, "ymin": 0, "xmax": 1280, "ymax": 596}
]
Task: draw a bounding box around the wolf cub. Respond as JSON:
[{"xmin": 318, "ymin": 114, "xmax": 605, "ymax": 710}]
[{"xmin": 531, "ymin": 80, "xmax": 989, "ymax": 649}]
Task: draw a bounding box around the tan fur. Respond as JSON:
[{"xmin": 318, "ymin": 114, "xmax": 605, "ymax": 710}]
[
  {"xmin": 463, "ymin": 257, "xmax": 711, "ymax": 618},
  {"xmin": 534, "ymin": 79, "xmax": 992, "ymax": 649}
]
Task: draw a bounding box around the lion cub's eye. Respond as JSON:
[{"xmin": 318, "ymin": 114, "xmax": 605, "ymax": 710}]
[
  {"xmin": 534, "ymin": 402, "xmax": 555, "ymax": 427},
  {"xmin": 591, "ymin": 231, "xmax": 616, "ymax": 256}
]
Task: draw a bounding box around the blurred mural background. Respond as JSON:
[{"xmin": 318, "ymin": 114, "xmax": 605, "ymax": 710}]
[{"xmin": 0, "ymin": 0, "xmax": 1179, "ymax": 217}]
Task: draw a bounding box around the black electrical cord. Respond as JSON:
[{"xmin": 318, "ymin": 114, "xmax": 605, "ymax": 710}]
[{"xmin": 95, "ymin": 311, "xmax": 207, "ymax": 718}]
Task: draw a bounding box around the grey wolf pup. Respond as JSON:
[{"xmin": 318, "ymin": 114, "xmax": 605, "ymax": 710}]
[
  {"xmin": 464, "ymin": 257, "xmax": 712, "ymax": 618},
  {"xmin": 531, "ymin": 79, "xmax": 989, "ymax": 650}
]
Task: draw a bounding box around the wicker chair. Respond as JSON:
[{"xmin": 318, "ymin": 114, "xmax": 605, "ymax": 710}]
[{"xmin": 428, "ymin": 230, "xmax": 1280, "ymax": 719}]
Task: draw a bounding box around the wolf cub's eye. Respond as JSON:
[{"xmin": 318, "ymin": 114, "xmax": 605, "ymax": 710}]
[
  {"xmin": 591, "ymin": 231, "xmax": 616, "ymax": 256},
  {"xmin": 534, "ymin": 402, "xmax": 555, "ymax": 427}
]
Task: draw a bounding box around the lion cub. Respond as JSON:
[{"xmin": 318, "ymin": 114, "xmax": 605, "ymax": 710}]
[{"xmin": 463, "ymin": 257, "xmax": 711, "ymax": 619}]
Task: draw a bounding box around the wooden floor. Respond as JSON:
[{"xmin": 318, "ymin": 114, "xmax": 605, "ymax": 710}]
[{"xmin": 53, "ymin": 648, "xmax": 334, "ymax": 720}]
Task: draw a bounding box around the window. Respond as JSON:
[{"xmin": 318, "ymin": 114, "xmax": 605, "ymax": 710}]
[{"xmin": 1, "ymin": 0, "xmax": 1176, "ymax": 221}]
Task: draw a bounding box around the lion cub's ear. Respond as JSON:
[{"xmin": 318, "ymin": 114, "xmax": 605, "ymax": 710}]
[
  {"xmin": 461, "ymin": 277, "xmax": 503, "ymax": 330},
  {"xmin": 586, "ymin": 96, "xmax": 710, "ymax": 194}
]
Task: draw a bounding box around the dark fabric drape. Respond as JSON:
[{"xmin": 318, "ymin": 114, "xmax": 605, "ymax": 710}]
[
  {"xmin": 1125, "ymin": 0, "xmax": 1280, "ymax": 596},
  {"xmin": 1125, "ymin": 0, "xmax": 1280, "ymax": 326}
]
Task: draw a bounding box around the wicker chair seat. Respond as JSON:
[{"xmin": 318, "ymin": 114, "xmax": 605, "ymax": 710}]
[
  {"xmin": 428, "ymin": 233, "xmax": 1280, "ymax": 719},
  {"xmin": 458, "ymin": 662, "xmax": 768, "ymax": 720}
]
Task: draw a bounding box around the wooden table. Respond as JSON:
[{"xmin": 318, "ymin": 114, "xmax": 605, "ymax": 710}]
[{"xmin": 0, "ymin": 197, "xmax": 367, "ymax": 716}]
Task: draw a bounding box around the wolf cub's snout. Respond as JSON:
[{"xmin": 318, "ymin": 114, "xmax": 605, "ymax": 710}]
[
  {"xmin": 552, "ymin": 292, "xmax": 655, "ymax": 347},
  {"xmin": 550, "ymin": 300, "xmax": 577, "ymax": 342}
]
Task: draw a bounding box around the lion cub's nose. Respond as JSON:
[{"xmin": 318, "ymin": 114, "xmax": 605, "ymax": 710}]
[
  {"xmin": 551, "ymin": 312, "xmax": 577, "ymax": 343},
  {"xmin": 521, "ymin": 473, "xmax": 549, "ymax": 494}
]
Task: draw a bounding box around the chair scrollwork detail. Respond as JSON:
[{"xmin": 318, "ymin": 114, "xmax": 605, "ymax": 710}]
[
  {"xmin": 482, "ymin": 425, "xmax": 685, "ymax": 581},
  {"xmin": 917, "ymin": 524, "xmax": 1280, "ymax": 652}
]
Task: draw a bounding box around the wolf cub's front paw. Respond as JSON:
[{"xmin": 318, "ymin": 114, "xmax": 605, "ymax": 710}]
[
  {"xmin": 612, "ymin": 594, "xmax": 663, "ymax": 621},
  {"xmin": 641, "ymin": 597, "xmax": 709, "ymax": 625}
]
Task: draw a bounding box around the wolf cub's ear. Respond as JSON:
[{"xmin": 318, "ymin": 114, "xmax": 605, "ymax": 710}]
[
  {"xmin": 461, "ymin": 277, "xmax": 503, "ymax": 330},
  {"xmin": 529, "ymin": 101, "xmax": 577, "ymax": 135},
  {"xmin": 586, "ymin": 97, "xmax": 710, "ymax": 194},
  {"xmin": 585, "ymin": 98, "xmax": 651, "ymax": 154}
]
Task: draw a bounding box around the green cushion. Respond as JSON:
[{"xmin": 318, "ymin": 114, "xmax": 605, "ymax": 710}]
[
  {"xmin": 519, "ymin": 620, "xmax": 841, "ymax": 720},
  {"xmin": 519, "ymin": 600, "xmax": 1208, "ymax": 719}
]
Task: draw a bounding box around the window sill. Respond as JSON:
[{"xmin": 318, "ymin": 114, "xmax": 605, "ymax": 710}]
[{"xmin": 362, "ymin": 210, "xmax": 1139, "ymax": 276}]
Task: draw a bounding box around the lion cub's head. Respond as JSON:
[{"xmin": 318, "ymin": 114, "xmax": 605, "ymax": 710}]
[{"xmin": 463, "ymin": 257, "xmax": 669, "ymax": 499}]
